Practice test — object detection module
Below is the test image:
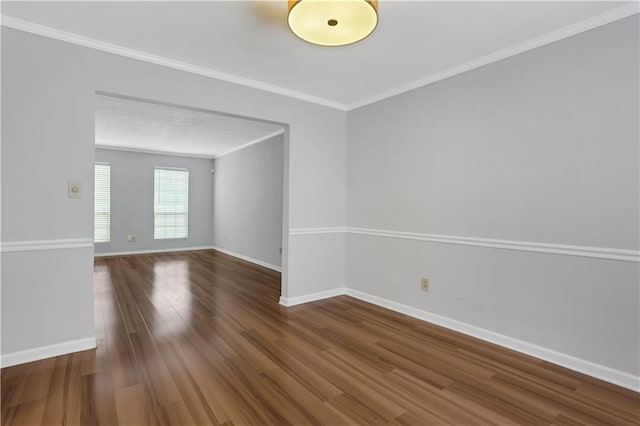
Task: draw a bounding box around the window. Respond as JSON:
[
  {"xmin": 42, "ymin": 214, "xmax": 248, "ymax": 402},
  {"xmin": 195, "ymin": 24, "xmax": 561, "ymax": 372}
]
[
  {"xmin": 94, "ymin": 162, "xmax": 111, "ymax": 243},
  {"xmin": 154, "ymin": 167, "xmax": 189, "ymax": 239}
]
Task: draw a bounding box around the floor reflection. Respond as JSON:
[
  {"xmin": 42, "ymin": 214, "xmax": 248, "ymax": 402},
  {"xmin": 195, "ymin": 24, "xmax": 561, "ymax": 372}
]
[{"xmin": 150, "ymin": 258, "xmax": 193, "ymax": 340}]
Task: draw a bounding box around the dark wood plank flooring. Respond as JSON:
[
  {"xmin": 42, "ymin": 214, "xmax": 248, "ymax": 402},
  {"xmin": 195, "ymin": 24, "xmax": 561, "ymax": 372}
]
[{"xmin": 2, "ymin": 250, "xmax": 638, "ymax": 425}]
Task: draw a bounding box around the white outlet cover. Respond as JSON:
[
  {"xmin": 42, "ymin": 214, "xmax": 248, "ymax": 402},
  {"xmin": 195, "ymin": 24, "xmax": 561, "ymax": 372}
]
[
  {"xmin": 68, "ymin": 181, "xmax": 82, "ymax": 199},
  {"xmin": 421, "ymin": 278, "xmax": 429, "ymax": 291}
]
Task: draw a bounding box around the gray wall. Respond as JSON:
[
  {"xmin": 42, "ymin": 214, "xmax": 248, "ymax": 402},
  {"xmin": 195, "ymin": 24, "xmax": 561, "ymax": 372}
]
[
  {"xmin": 94, "ymin": 148, "xmax": 214, "ymax": 254},
  {"xmin": 1, "ymin": 27, "xmax": 346, "ymax": 357},
  {"xmin": 213, "ymin": 134, "xmax": 284, "ymax": 268},
  {"xmin": 3, "ymin": 11, "xmax": 637, "ymax": 384},
  {"xmin": 346, "ymin": 16, "xmax": 639, "ymax": 375}
]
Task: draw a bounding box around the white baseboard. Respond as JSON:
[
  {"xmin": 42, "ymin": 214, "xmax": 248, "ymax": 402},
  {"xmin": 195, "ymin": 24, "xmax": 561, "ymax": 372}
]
[
  {"xmin": 1, "ymin": 337, "xmax": 97, "ymax": 368},
  {"xmin": 344, "ymin": 288, "xmax": 640, "ymax": 392},
  {"xmin": 95, "ymin": 245, "xmax": 216, "ymax": 257},
  {"xmin": 96, "ymin": 245, "xmax": 282, "ymax": 273},
  {"xmin": 211, "ymin": 246, "xmax": 281, "ymax": 272},
  {"xmin": 279, "ymin": 287, "xmax": 347, "ymax": 307},
  {"xmin": 276, "ymin": 285, "xmax": 639, "ymax": 391}
]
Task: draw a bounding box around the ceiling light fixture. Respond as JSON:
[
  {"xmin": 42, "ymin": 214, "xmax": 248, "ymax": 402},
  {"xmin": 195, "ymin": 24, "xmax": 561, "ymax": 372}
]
[{"xmin": 287, "ymin": 0, "xmax": 378, "ymax": 47}]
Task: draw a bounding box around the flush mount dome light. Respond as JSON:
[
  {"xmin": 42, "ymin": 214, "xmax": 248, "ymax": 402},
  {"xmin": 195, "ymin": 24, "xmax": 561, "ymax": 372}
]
[{"xmin": 288, "ymin": 0, "xmax": 378, "ymax": 47}]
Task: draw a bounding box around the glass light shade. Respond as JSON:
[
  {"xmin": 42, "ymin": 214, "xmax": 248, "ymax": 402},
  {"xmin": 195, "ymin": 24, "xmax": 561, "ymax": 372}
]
[{"xmin": 288, "ymin": 0, "xmax": 378, "ymax": 47}]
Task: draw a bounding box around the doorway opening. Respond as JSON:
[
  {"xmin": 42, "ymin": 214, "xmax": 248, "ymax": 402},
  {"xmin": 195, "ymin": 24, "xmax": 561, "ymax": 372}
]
[{"xmin": 93, "ymin": 91, "xmax": 290, "ymax": 298}]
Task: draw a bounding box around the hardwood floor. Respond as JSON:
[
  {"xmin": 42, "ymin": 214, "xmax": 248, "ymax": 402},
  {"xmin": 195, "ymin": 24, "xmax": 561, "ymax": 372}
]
[{"xmin": 2, "ymin": 250, "xmax": 638, "ymax": 425}]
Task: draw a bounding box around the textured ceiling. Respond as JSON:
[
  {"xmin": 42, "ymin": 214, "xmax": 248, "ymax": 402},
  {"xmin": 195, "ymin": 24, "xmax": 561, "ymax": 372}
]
[
  {"xmin": 95, "ymin": 95, "xmax": 284, "ymax": 158},
  {"xmin": 3, "ymin": 1, "xmax": 633, "ymax": 108}
]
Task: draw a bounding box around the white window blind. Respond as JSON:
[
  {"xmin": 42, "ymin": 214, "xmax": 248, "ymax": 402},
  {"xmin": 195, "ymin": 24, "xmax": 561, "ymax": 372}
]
[
  {"xmin": 94, "ymin": 162, "xmax": 111, "ymax": 243},
  {"xmin": 154, "ymin": 167, "xmax": 189, "ymax": 239}
]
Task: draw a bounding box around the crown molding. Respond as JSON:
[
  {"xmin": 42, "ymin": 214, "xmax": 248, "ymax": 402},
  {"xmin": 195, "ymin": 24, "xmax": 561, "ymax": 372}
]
[
  {"xmin": 214, "ymin": 128, "xmax": 285, "ymax": 159},
  {"xmin": 0, "ymin": 15, "xmax": 348, "ymax": 111},
  {"xmin": 2, "ymin": 4, "xmax": 637, "ymax": 112},
  {"xmin": 346, "ymin": 3, "xmax": 640, "ymax": 110}
]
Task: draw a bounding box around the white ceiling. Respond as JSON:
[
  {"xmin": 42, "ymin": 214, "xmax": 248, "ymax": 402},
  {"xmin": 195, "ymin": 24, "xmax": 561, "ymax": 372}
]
[
  {"xmin": 95, "ymin": 95, "xmax": 284, "ymax": 158},
  {"xmin": 2, "ymin": 1, "xmax": 636, "ymax": 109}
]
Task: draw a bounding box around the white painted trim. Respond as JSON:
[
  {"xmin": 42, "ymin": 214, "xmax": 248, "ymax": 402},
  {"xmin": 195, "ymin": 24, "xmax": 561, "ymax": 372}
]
[
  {"xmin": 1, "ymin": 238, "xmax": 94, "ymax": 253},
  {"xmin": 277, "ymin": 286, "xmax": 639, "ymax": 389},
  {"xmin": 214, "ymin": 128, "xmax": 285, "ymax": 159},
  {"xmin": 344, "ymin": 288, "xmax": 640, "ymax": 392},
  {"xmin": 347, "ymin": 3, "xmax": 640, "ymax": 109},
  {"xmin": 289, "ymin": 227, "xmax": 639, "ymax": 262},
  {"xmin": 347, "ymin": 227, "xmax": 640, "ymax": 262},
  {"xmin": 3, "ymin": 4, "xmax": 637, "ymax": 111},
  {"xmin": 95, "ymin": 245, "xmax": 216, "ymax": 257},
  {"xmin": 0, "ymin": 16, "xmax": 347, "ymax": 111},
  {"xmin": 95, "ymin": 144, "xmax": 216, "ymax": 159},
  {"xmin": 210, "ymin": 246, "xmax": 282, "ymax": 272},
  {"xmin": 289, "ymin": 227, "xmax": 347, "ymax": 236},
  {"xmin": 95, "ymin": 245, "xmax": 282, "ymax": 271},
  {"xmin": 279, "ymin": 287, "xmax": 347, "ymax": 307},
  {"xmin": 1, "ymin": 337, "xmax": 97, "ymax": 368}
]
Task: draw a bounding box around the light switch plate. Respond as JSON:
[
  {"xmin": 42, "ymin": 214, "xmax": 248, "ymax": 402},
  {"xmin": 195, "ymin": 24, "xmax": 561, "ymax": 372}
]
[{"xmin": 68, "ymin": 181, "xmax": 82, "ymax": 199}]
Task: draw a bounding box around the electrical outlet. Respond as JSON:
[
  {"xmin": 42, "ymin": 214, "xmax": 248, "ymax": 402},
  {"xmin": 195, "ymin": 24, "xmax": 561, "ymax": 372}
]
[
  {"xmin": 127, "ymin": 235, "xmax": 136, "ymax": 242},
  {"xmin": 420, "ymin": 277, "xmax": 429, "ymax": 291}
]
